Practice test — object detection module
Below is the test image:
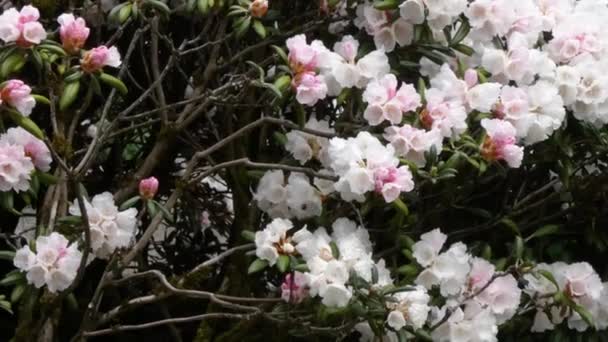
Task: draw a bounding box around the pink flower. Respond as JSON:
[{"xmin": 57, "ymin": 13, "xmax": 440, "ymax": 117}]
[
  {"xmin": 421, "ymin": 89, "xmax": 467, "ymax": 138},
  {"xmin": 249, "ymin": 0, "xmax": 268, "ymax": 18},
  {"xmin": 0, "ymin": 127, "xmax": 51, "ymax": 172},
  {"xmin": 281, "ymin": 272, "xmax": 309, "ymax": 304},
  {"xmin": 81, "ymin": 46, "xmax": 122, "ymax": 73},
  {"xmin": 294, "ymin": 72, "xmax": 327, "ymax": 106},
  {"xmin": 384, "ymin": 125, "xmax": 443, "ymax": 167},
  {"xmin": 464, "ymin": 69, "xmax": 479, "ymax": 88},
  {"xmin": 286, "ymin": 34, "xmax": 320, "ymax": 74},
  {"xmin": 480, "ymin": 119, "xmax": 523, "ymax": 168},
  {"xmin": 0, "ymin": 5, "xmax": 47, "ymax": 47},
  {"xmin": 0, "ymin": 80, "xmax": 36, "ymax": 116},
  {"xmin": 58, "ymin": 14, "xmax": 90, "ymax": 54},
  {"xmin": 139, "ymin": 177, "xmax": 159, "ymax": 199},
  {"xmin": 0, "ymin": 143, "xmax": 34, "ymax": 192},
  {"xmin": 373, "ymin": 165, "xmax": 414, "ymax": 203},
  {"xmin": 362, "ymin": 74, "xmax": 421, "ymax": 125}
]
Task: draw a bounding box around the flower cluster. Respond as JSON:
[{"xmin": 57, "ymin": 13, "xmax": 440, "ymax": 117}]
[
  {"xmin": 327, "ymin": 132, "xmax": 414, "ymax": 203},
  {"xmin": 0, "ymin": 79, "xmax": 36, "ymax": 116},
  {"xmin": 69, "ymin": 192, "xmax": 138, "ymax": 259},
  {"xmin": 286, "ymin": 34, "xmax": 389, "ymax": 106},
  {"xmin": 255, "ymin": 217, "xmax": 391, "ymax": 307},
  {"xmin": 525, "ymin": 262, "xmax": 608, "ymax": 332},
  {"xmin": 285, "ymin": 117, "xmax": 334, "ymax": 165},
  {"xmin": 14, "ymin": 233, "xmax": 82, "ymax": 293},
  {"xmin": 0, "ymin": 127, "xmax": 50, "ymax": 192},
  {"xmin": 0, "ymin": 5, "xmax": 46, "ymax": 47},
  {"xmin": 254, "ymin": 170, "xmax": 322, "ymax": 219}
]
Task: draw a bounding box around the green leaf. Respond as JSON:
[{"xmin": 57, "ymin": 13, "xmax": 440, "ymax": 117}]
[
  {"xmin": 397, "ymin": 264, "xmax": 418, "ymax": 276},
  {"xmin": 526, "ymin": 225, "xmax": 560, "ymax": 242},
  {"xmin": 59, "ymin": 81, "xmax": 81, "ymax": 111},
  {"xmin": 0, "ymin": 300, "xmax": 12, "ymax": 314},
  {"xmin": 572, "ymin": 304, "xmax": 594, "ymax": 329},
  {"xmin": 276, "ymin": 255, "xmax": 290, "ymax": 273},
  {"xmin": 57, "ymin": 216, "xmax": 83, "ymax": 225},
  {"xmin": 273, "ymin": 75, "xmax": 291, "ymax": 93},
  {"xmin": 294, "ymin": 263, "xmax": 309, "ymax": 272},
  {"xmin": 197, "ymin": 0, "xmax": 210, "ymax": 14},
  {"xmin": 247, "ymin": 259, "xmax": 268, "ymax": 274},
  {"xmin": 152, "ymin": 200, "xmax": 174, "ymax": 223},
  {"xmin": 398, "ymin": 235, "xmax": 415, "ymax": 249},
  {"xmin": 1, "ymin": 52, "xmax": 25, "ymax": 78},
  {"xmin": 118, "ymin": 3, "xmax": 133, "ymax": 23},
  {"xmin": 241, "ymin": 230, "xmax": 256, "ymax": 242},
  {"xmin": 10, "ymin": 284, "xmax": 24, "ymax": 303},
  {"xmin": 235, "ymin": 15, "xmax": 251, "ymax": 38},
  {"xmin": 143, "ymin": 0, "xmax": 171, "ymax": 15},
  {"xmin": 271, "ymin": 45, "xmax": 289, "ymax": 65},
  {"xmin": 330, "ymin": 241, "xmax": 340, "ymax": 259},
  {"xmin": 514, "ymin": 236, "xmax": 524, "ymax": 259},
  {"xmin": 5, "ymin": 109, "xmax": 45, "ymax": 139},
  {"xmin": 0, "ymin": 251, "xmax": 15, "ymax": 261},
  {"xmin": 373, "ymin": 0, "xmax": 398, "ymax": 10},
  {"xmin": 252, "ymin": 20, "xmax": 266, "ymax": 38},
  {"xmin": 32, "ymin": 94, "xmax": 50, "ymax": 106},
  {"xmin": 146, "ymin": 200, "xmax": 158, "ymax": 218},
  {"xmin": 64, "ymin": 70, "xmax": 83, "ymax": 83},
  {"xmin": 0, "ymin": 192, "xmax": 14, "ymax": 212},
  {"xmin": 0, "ymin": 272, "xmax": 23, "ymax": 287},
  {"xmin": 451, "ymin": 19, "xmax": 471, "ymax": 45},
  {"xmin": 452, "ymin": 44, "xmax": 475, "ymax": 56},
  {"xmin": 36, "ymin": 172, "xmax": 58, "ymax": 185},
  {"xmin": 537, "ymin": 270, "xmax": 560, "ymax": 291},
  {"xmin": 99, "ymin": 73, "xmax": 128, "ymax": 95},
  {"xmin": 500, "ymin": 218, "xmax": 521, "ymax": 236},
  {"xmin": 393, "ymin": 198, "xmax": 409, "ymax": 216},
  {"xmin": 37, "ymin": 44, "xmax": 67, "ymax": 57},
  {"xmin": 119, "ymin": 196, "xmax": 140, "ymax": 210}
]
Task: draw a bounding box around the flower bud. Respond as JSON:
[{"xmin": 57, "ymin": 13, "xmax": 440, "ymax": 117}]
[
  {"xmin": 139, "ymin": 177, "xmax": 159, "ymax": 199},
  {"xmin": 249, "ymin": 0, "xmax": 268, "ymax": 18}
]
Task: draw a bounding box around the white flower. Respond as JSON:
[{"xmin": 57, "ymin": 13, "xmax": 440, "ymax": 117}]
[
  {"xmin": 412, "ymin": 228, "xmax": 446, "ymax": 267},
  {"xmin": 386, "ymin": 286, "xmax": 431, "ymax": 330},
  {"xmin": 0, "ymin": 127, "xmax": 52, "ymax": 172},
  {"xmin": 254, "ymin": 218, "xmax": 294, "ymax": 265},
  {"xmin": 414, "ymin": 230, "xmax": 471, "ymax": 297},
  {"xmin": 254, "ymin": 170, "xmax": 323, "ymax": 219},
  {"xmin": 431, "ymin": 302, "xmax": 498, "ymax": 342},
  {"xmin": 522, "ymin": 81, "xmax": 565, "ymax": 144},
  {"xmin": 362, "ymin": 74, "xmax": 421, "ymax": 125},
  {"xmin": 384, "ymin": 125, "xmax": 443, "ymax": 167},
  {"xmin": 14, "ymin": 232, "xmax": 82, "ymax": 293},
  {"xmin": 321, "ymin": 283, "xmax": 352, "ymax": 307},
  {"xmin": 467, "ymin": 258, "xmax": 521, "ymax": 323},
  {"xmin": 0, "ymin": 142, "xmax": 34, "ymax": 192},
  {"xmin": 331, "ymin": 218, "xmax": 372, "ymax": 265},
  {"xmin": 466, "ymin": 83, "xmax": 501, "ymax": 113},
  {"xmin": 285, "ymin": 173, "xmax": 322, "ymax": 219},
  {"xmin": 422, "ymin": 88, "xmax": 468, "ymax": 138},
  {"xmin": 285, "ymin": 117, "xmax": 334, "ymax": 165},
  {"xmin": 69, "ymin": 192, "xmax": 138, "ymax": 259}
]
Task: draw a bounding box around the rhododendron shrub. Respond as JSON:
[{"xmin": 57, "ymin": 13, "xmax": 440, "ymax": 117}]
[{"xmin": 0, "ymin": 1, "xmax": 607, "ymax": 341}]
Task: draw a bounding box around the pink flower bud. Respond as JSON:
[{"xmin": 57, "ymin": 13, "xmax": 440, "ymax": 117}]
[
  {"xmin": 58, "ymin": 14, "xmax": 90, "ymax": 54},
  {"xmin": 139, "ymin": 177, "xmax": 159, "ymax": 199},
  {"xmin": 249, "ymin": 0, "xmax": 268, "ymax": 18},
  {"xmin": 281, "ymin": 272, "xmax": 308, "ymax": 304},
  {"xmin": 0, "ymin": 6, "xmax": 47, "ymax": 48},
  {"xmin": 81, "ymin": 45, "xmax": 122, "ymax": 73},
  {"xmin": 464, "ymin": 69, "xmax": 479, "ymax": 88},
  {"xmin": 0, "ymin": 79, "xmax": 36, "ymax": 116}
]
